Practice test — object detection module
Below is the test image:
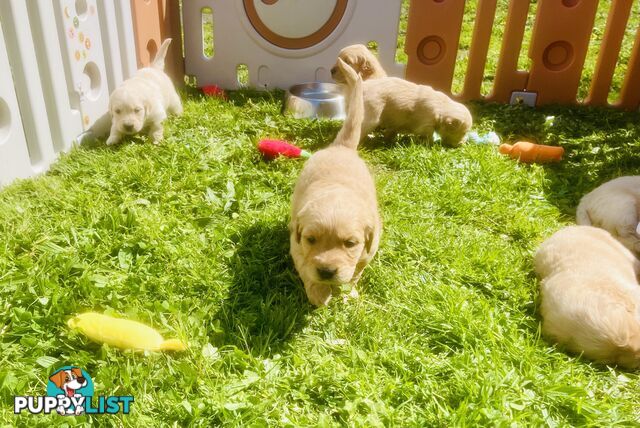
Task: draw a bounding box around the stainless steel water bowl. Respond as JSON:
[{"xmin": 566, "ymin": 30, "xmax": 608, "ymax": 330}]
[{"xmin": 284, "ymin": 82, "xmax": 345, "ymax": 120}]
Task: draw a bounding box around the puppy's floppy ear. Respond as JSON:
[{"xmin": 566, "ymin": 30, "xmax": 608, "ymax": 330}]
[
  {"xmin": 71, "ymin": 367, "xmax": 83, "ymax": 378},
  {"xmin": 358, "ymin": 57, "xmax": 373, "ymax": 79},
  {"xmin": 49, "ymin": 370, "xmax": 67, "ymax": 388},
  {"xmin": 364, "ymin": 225, "xmax": 374, "ymax": 254},
  {"xmin": 289, "ymin": 218, "xmax": 302, "ymax": 244}
]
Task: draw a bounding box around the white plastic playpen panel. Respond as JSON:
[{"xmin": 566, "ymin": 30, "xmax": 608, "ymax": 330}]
[
  {"xmin": 183, "ymin": 0, "xmax": 405, "ymax": 89},
  {"xmin": 0, "ymin": 0, "xmax": 137, "ymax": 186}
]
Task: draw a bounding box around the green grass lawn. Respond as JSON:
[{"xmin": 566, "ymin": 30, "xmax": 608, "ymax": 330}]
[
  {"xmin": 2, "ymin": 88, "xmax": 640, "ymax": 426},
  {"xmin": 3, "ymin": 2, "xmax": 640, "ymax": 427}
]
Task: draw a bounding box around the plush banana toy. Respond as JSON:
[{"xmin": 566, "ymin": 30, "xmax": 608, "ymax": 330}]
[{"xmin": 68, "ymin": 312, "xmax": 187, "ymax": 352}]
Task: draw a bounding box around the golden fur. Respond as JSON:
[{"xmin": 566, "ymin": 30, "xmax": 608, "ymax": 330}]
[
  {"xmin": 290, "ymin": 59, "xmax": 381, "ymax": 306},
  {"xmin": 356, "ymin": 77, "xmax": 473, "ymax": 147},
  {"xmin": 535, "ymin": 225, "xmax": 640, "ymax": 368},
  {"xmin": 331, "ymin": 44, "xmax": 387, "ymax": 83},
  {"xmin": 576, "ymin": 176, "xmax": 640, "ymax": 255},
  {"xmin": 106, "ymin": 39, "xmax": 182, "ymax": 145}
]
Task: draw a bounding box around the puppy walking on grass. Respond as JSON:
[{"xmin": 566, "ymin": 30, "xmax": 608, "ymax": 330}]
[
  {"xmin": 106, "ymin": 39, "xmax": 182, "ymax": 145},
  {"xmin": 535, "ymin": 226, "xmax": 640, "ymax": 368},
  {"xmin": 289, "ymin": 59, "xmax": 382, "ymax": 307}
]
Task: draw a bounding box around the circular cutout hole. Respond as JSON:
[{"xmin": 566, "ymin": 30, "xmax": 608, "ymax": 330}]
[
  {"xmin": 562, "ymin": 0, "xmax": 580, "ymax": 7},
  {"xmin": 542, "ymin": 41, "xmax": 574, "ymax": 72},
  {"xmin": 417, "ymin": 36, "xmax": 445, "ymax": 65},
  {"xmin": 75, "ymin": 0, "xmax": 88, "ymax": 19},
  {"xmin": 0, "ymin": 98, "xmax": 11, "ymax": 146},
  {"xmin": 82, "ymin": 61, "xmax": 102, "ymax": 101},
  {"xmin": 433, "ymin": 0, "xmax": 446, "ymax": 3}
]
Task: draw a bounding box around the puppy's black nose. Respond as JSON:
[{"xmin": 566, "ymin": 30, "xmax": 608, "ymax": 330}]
[
  {"xmin": 317, "ymin": 267, "xmax": 337, "ymax": 280},
  {"xmin": 77, "ymin": 376, "xmax": 86, "ymax": 384},
  {"xmin": 330, "ymin": 67, "xmax": 338, "ymax": 75},
  {"xmin": 123, "ymin": 124, "xmax": 134, "ymax": 132}
]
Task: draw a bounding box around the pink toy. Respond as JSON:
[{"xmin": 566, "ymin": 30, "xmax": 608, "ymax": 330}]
[
  {"xmin": 201, "ymin": 85, "xmax": 227, "ymax": 99},
  {"xmin": 258, "ymin": 139, "xmax": 311, "ymax": 160}
]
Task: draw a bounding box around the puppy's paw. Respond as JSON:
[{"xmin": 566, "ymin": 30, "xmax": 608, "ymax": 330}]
[
  {"xmin": 305, "ymin": 283, "xmax": 332, "ymax": 307},
  {"xmin": 149, "ymin": 128, "xmax": 164, "ymax": 144},
  {"xmin": 342, "ymin": 286, "xmax": 359, "ymax": 303},
  {"xmin": 105, "ymin": 135, "xmax": 119, "ymax": 146}
]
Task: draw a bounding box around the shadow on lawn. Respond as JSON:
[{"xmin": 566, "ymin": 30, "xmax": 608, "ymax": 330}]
[{"xmin": 217, "ymin": 220, "xmax": 311, "ymax": 357}]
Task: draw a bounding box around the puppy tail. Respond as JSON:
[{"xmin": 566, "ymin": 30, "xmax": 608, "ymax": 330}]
[
  {"xmin": 151, "ymin": 38, "xmax": 172, "ymax": 70},
  {"xmin": 332, "ymin": 58, "xmax": 364, "ymax": 150},
  {"xmin": 575, "ymin": 202, "xmax": 592, "ymax": 225}
]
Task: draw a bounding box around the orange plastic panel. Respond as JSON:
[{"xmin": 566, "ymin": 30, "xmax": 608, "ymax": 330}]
[
  {"xmin": 585, "ymin": 0, "xmax": 633, "ymax": 106},
  {"xmin": 460, "ymin": 0, "xmax": 497, "ymax": 100},
  {"xmin": 486, "ymin": 0, "xmax": 529, "ymax": 103},
  {"xmin": 130, "ymin": 0, "xmax": 184, "ymax": 82},
  {"xmin": 615, "ymin": 25, "xmax": 640, "ymax": 110},
  {"xmin": 404, "ymin": 0, "xmax": 465, "ymax": 93},
  {"xmin": 526, "ymin": 0, "xmax": 599, "ymax": 105}
]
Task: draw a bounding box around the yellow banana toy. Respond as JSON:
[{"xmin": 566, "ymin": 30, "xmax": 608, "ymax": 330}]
[{"xmin": 67, "ymin": 312, "xmax": 187, "ymax": 352}]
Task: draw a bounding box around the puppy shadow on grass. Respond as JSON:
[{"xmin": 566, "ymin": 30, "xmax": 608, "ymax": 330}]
[{"xmin": 217, "ymin": 220, "xmax": 311, "ymax": 357}]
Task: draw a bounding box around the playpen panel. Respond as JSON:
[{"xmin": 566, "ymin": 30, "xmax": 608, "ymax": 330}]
[
  {"xmin": 183, "ymin": 0, "xmax": 403, "ymax": 90},
  {"xmin": 54, "ymin": 0, "xmax": 111, "ymax": 131},
  {"xmin": 130, "ymin": 0, "xmax": 184, "ymax": 83},
  {"xmin": 526, "ymin": 0, "xmax": 599, "ymax": 105},
  {"xmin": 404, "ymin": 0, "xmax": 465, "ymax": 93},
  {"xmin": 486, "ymin": 0, "xmax": 530, "ymax": 103},
  {"xmin": 97, "ymin": 0, "xmax": 139, "ymax": 93},
  {"xmin": 585, "ymin": 0, "xmax": 634, "ymax": 106},
  {"xmin": 29, "ymin": 0, "xmax": 83, "ymax": 153},
  {"xmin": 461, "ymin": 0, "xmax": 498, "ymax": 101},
  {"xmin": 0, "ymin": 18, "xmax": 33, "ymax": 185},
  {"xmin": 0, "ymin": 0, "xmax": 56, "ymax": 173},
  {"xmin": 616, "ymin": 25, "xmax": 640, "ymax": 110}
]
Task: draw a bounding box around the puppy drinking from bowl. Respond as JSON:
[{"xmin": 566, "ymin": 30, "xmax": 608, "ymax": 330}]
[
  {"xmin": 332, "ymin": 45, "xmax": 472, "ymax": 147},
  {"xmin": 576, "ymin": 176, "xmax": 640, "ymax": 255},
  {"xmin": 289, "ymin": 59, "xmax": 381, "ymax": 307},
  {"xmin": 106, "ymin": 38, "xmax": 182, "ymax": 145},
  {"xmin": 535, "ymin": 225, "xmax": 640, "ymax": 368}
]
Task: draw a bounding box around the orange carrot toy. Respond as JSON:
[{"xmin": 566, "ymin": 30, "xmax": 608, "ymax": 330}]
[{"xmin": 499, "ymin": 141, "xmax": 564, "ymax": 164}]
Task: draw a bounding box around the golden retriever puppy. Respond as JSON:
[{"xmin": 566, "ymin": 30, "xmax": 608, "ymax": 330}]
[
  {"xmin": 534, "ymin": 225, "xmax": 640, "ymax": 368},
  {"xmin": 331, "ymin": 44, "xmax": 387, "ymax": 83},
  {"xmin": 576, "ymin": 176, "xmax": 640, "ymax": 255},
  {"xmin": 290, "ymin": 59, "xmax": 381, "ymax": 306},
  {"xmin": 106, "ymin": 39, "xmax": 182, "ymax": 145},
  {"xmin": 355, "ymin": 77, "xmax": 473, "ymax": 147}
]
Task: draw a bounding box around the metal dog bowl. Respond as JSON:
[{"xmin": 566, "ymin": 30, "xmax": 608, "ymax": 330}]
[{"xmin": 284, "ymin": 82, "xmax": 345, "ymax": 120}]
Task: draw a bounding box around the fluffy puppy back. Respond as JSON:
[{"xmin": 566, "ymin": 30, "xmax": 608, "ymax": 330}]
[
  {"xmin": 151, "ymin": 38, "xmax": 172, "ymax": 70},
  {"xmin": 332, "ymin": 59, "xmax": 364, "ymax": 150}
]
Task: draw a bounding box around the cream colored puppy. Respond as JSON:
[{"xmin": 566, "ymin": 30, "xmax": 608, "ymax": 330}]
[
  {"xmin": 290, "ymin": 59, "xmax": 381, "ymax": 307},
  {"xmin": 106, "ymin": 39, "xmax": 182, "ymax": 145},
  {"xmin": 534, "ymin": 225, "xmax": 640, "ymax": 368},
  {"xmin": 357, "ymin": 78, "xmax": 472, "ymax": 147},
  {"xmin": 576, "ymin": 176, "xmax": 640, "ymax": 254},
  {"xmin": 332, "ymin": 44, "xmax": 472, "ymax": 147},
  {"xmin": 331, "ymin": 44, "xmax": 387, "ymax": 83}
]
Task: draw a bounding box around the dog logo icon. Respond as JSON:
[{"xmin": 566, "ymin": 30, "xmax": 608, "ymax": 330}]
[{"xmin": 46, "ymin": 366, "xmax": 94, "ymax": 416}]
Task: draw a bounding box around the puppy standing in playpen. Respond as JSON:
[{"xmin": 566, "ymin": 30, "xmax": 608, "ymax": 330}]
[
  {"xmin": 290, "ymin": 59, "xmax": 382, "ymax": 307},
  {"xmin": 534, "ymin": 225, "xmax": 640, "ymax": 368},
  {"xmin": 106, "ymin": 38, "xmax": 182, "ymax": 145},
  {"xmin": 576, "ymin": 176, "xmax": 640, "ymax": 255},
  {"xmin": 331, "ymin": 44, "xmax": 472, "ymax": 148}
]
